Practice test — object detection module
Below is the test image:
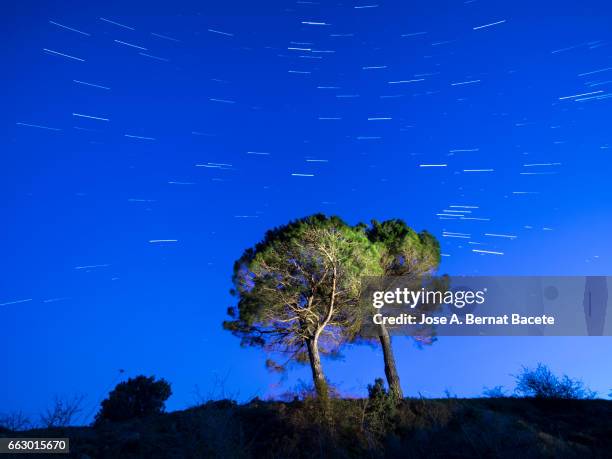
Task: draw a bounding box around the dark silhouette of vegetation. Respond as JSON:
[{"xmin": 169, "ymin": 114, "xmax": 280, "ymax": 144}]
[
  {"xmin": 0, "ymin": 411, "xmax": 31, "ymax": 431},
  {"xmin": 482, "ymin": 385, "xmax": 508, "ymax": 398},
  {"xmin": 40, "ymin": 395, "xmax": 85, "ymax": 428},
  {"xmin": 2, "ymin": 363, "xmax": 609, "ymax": 457},
  {"xmin": 95, "ymin": 376, "xmax": 172, "ymax": 424},
  {"xmin": 514, "ymin": 363, "xmax": 597, "ymax": 399},
  {"xmin": 4, "ymin": 395, "xmax": 611, "ymax": 458}
]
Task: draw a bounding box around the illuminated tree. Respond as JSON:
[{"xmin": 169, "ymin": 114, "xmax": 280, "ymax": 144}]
[
  {"xmin": 364, "ymin": 219, "xmax": 441, "ymax": 399},
  {"xmin": 224, "ymin": 214, "xmax": 382, "ymax": 400}
]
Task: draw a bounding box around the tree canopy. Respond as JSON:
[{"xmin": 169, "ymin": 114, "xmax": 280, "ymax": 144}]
[
  {"xmin": 95, "ymin": 375, "xmax": 172, "ymax": 424},
  {"xmin": 366, "ymin": 219, "xmax": 440, "ymax": 277},
  {"xmin": 360, "ymin": 219, "xmax": 443, "ymax": 398},
  {"xmin": 224, "ymin": 214, "xmax": 443, "ymax": 400},
  {"xmin": 224, "ymin": 214, "xmax": 383, "ymax": 398}
]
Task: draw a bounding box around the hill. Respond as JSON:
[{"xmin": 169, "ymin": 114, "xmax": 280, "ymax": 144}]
[{"xmin": 2, "ymin": 397, "xmax": 611, "ymax": 458}]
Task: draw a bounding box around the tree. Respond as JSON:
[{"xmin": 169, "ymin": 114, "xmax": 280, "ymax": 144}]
[
  {"xmin": 514, "ymin": 364, "xmax": 597, "ymax": 399},
  {"xmin": 224, "ymin": 214, "xmax": 382, "ymax": 400},
  {"xmin": 364, "ymin": 219, "xmax": 441, "ymax": 399},
  {"xmin": 95, "ymin": 375, "xmax": 172, "ymax": 424}
]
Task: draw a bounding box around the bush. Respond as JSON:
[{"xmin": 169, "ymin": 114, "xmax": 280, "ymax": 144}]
[
  {"xmin": 364, "ymin": 378, "xmax": 398, "ymax": 439},
  {"xmin": 95, "ymin": 375, "xmax": 171, "ymax": 424},
  {"xmin": 482, "ymin": 385, "xmax": 507, "ymax": 398},
  {"xmin": 41, "ymin": 395, "xmax": 84, "ymax": 428},
  {"xmin": 0, "ymin": 411, "xmax": 32, "ymax": 431},
  {"xmin": 514, "ymin": 364, "xmax": 596, "ymax": 399}
]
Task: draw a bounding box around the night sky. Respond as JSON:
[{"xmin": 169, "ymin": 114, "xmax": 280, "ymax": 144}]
[{"xmin": 3, "ymin": 0, "xmax": 612, "ymax": 423}]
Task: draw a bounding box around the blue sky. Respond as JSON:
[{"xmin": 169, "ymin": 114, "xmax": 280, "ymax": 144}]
[{"xmin": 2, "ymin": 0, "xmax": 612, "ymax": 422}]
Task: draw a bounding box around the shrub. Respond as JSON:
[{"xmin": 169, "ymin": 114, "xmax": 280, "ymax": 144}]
[
  {"xmin": 482, "ymin": 385, "xmax": 507, "ymax": 398},
  {"xmin": 0, "ymin": 411, "xmax": 32, "ymax": 431},
  {"xmin": 95, "ymin": 375, "xmax": 171, "ymax": 424},
  {"xmin": 364, "ymin": 378, "xmax": 397, "ymax": 439},
  {"xmin": 368, "ymin": 378, "xmax": 390, "ymax": 401},
  {"xmin": 514, "ymin": 364, "xmax": 596, "ymax": 399},
  {"xmin": 40, "ymin": 395, "xmax": 84, "ymax": 428}
]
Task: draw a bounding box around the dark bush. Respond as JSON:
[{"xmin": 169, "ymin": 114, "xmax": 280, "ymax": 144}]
[
  {"xmin": 0, "ymin": 411, "xmax": 32, "ymax": 431},
  {"xmin": 364, "ymin": 378, "xmax": 398, "ymax": 439},
  {"xmin": 95, "ymin": 375, "xmax": 171, "ymax": 424},
  {"xmin": 514, "ymin": 363, "xmax": 596, "ymax": 399},
  {"xmin": 482, "ymin": 385, "xmax": 507, "ymax": 398},
  {"xmin": 41, "ymin": 395, "xmax": 84, "ymax": 428},
  {"xmin": 367, "ymin": 378, "xmax": 389, "ymax": 401}
]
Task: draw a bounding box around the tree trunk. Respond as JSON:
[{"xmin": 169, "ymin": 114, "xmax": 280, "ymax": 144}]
[
  {"xmin": 306, "ymin": 337, "xmax": 329, "ymax": 399},
  {"xmin": 379, "ymin": 325, "xmax": 403, "ymax": 399}
]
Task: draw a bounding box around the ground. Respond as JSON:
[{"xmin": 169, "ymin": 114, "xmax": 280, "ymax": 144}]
[{"xmin": 2, "ymin": 397, "xmax": 611, "ymax": 458}]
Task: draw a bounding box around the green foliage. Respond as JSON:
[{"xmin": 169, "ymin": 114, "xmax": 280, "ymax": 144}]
[
  {"xmin": 514, "ymin": 364, "xmax": 597, "ymax": 399},
  {"xmin": 364, "ymin": 218, "xmax": 443, "ymax": 334},
  {"xmin": 367, "ymin": 378, "xmax": 389, "ymax": 400},
  {"xmin": 223, "ymin": 214, "xmax": 443, "ymax": 401},
  {"xmin": 356, "ymin": 218, "xmax": 444, "ymax": 349},
  {"xmin": 95, "ymin": 375, "xmax": 172, "ymax": 424},
  {"xmin": 224, "ymin": 214, "xmax": 382, "ymax": 372},
  {"xmin": 364, "ymin": 378, "xmax": 398, "ymax": 440},
  {"xmin": 366, "ymin": 219, "xmax": 440, "ymax": 277}
]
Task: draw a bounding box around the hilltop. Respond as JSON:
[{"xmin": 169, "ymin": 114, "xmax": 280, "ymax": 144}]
[{"xmin": 2, "ymin": 397, "xmax": 611, "ymax": 458}]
